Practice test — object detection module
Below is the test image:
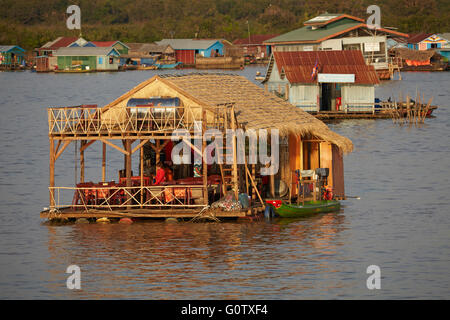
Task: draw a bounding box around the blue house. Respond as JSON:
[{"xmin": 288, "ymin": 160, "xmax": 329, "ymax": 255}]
[
  {"xmin": 407, "ymin": 33, "xmax": 448, "ymax": 50},
  {"xmin": 0, "ymin": 45, "xmax": 26, "ymax": 67}
]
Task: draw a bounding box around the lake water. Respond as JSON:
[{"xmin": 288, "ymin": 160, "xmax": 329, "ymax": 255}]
[{"xmin": 0, "ymin": 68, "xmax": 449, "ymax": 299}]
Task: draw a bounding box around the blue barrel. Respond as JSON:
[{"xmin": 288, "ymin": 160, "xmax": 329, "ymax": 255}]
[{"xmin": 127, "ymin": 97, "xmax": 180, "ymax": 107}]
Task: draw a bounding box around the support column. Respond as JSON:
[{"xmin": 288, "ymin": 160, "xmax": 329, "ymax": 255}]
[
  {"xmin": 49, "ymin": 138, "xmax": 55, "ymax": 209},
  {"xmin": 231, "ymin": 105, "xmax": 238, "ymax": 199},
  {"xmin": 102, "ymin": 142, "xmax": 106, "ymax": 182},
  {"xmin": 202, "ymin": 110, "xmax": 208, "ymax": 204},
  {"xmin": 125, "ymin": 139, "xmax": 132, "ymax": 207},
  {"xmin": 80, "ymin": 140, "xmax": 85, "ymax": 183},
  {"xmin": 140, "ymin": 140, "xmax": 144, "ymax": 207}
]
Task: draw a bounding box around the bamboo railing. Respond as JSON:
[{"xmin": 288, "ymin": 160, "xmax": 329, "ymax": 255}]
[
  {"xmin": 49, "ymin": 185, "xmax": 210, "ymax": 211},
  {"xmin": 48, "ymin": 105, "xmax": 197, "ymax": 136}
]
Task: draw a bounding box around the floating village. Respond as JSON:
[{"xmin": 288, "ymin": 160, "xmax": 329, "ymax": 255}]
[{"xmin": 1, "ymin": 12, "xmax": 447, "ymax": 223}]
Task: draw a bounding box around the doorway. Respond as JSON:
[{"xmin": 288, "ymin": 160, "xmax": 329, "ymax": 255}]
[{"xmin": 320, "ymin": 83, "xmax": 332, "ymax": 111}]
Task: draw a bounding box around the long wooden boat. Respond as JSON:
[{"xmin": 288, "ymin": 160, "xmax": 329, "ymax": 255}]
[
  {"xmin": 155, "ymin": 62, "xmax": 182, "ymax": 69},
  {"xmin": 266, "ymin": 200, "xmax": 340, "ymax": 218}
]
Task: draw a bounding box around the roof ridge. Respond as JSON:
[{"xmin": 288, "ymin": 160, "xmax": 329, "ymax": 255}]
[{"xmin": 159, "ymin": 72, "xmax": 241, "ymax": 78}]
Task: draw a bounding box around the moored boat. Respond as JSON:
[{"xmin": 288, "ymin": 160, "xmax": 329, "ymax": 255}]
[
  {"xmin": 265, "ymin": 199, "xmax": 341, "ymax": 218},
  {"xmin": 155, "ymin": 62, "xmax": 182, "ymax": 69}
]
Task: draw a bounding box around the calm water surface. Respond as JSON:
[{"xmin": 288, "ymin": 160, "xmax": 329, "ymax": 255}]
[{"xmin": 0, "ymin": 68, "xmax": 449, "ymax": 299}]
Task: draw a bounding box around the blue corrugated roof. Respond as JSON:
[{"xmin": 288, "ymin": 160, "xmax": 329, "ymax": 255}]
[{"xmin": 0, "ymin": 45, "xmax": 25, "ymax": 53}]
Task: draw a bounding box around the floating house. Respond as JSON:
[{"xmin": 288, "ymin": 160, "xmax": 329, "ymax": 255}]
[
  {"xmin": 389, "ymin": 47, "xmax": 448, "ymax": 71},
  {"xmin": 87, "ymin": 41, "xmax": 129, "ymax": 55},
  {"xmin": 123, "ymin": 43, "xmax": 176, "ymax": 66},
  {"xmin": 407, "ymin": 33, "xmax": 448, "ymax": 50},
  {"xmin": 233, "ymin": 34, "xmax": 278, "ymax": 61},
  {"xmin": 36, "ymin": 37, "xmax": 87, "ymax": 56},
  {"xmin": 42, "ymin": 73, "xmax": 353, "ymax": 220},
  {"xmin": 0, "ymin": 45, "xmax": 26, "ymax": 69},
  {"xmin": 436, "ymin": 33, "xmax": 450, "ymax": 62},
  {"xmin": 156, "ymin": 39, "xmax": 224, "ymax": 65},
  {"xmin": 53, "ymin": 47, "xmax": 120, "ymax": 72},
  {"xmin": 263, "ymin": 50, "xmax": 379, "ymax": 113},
  {"xmin": 264, "ymin": 13, "xmax": 408, "ymax": 80}
]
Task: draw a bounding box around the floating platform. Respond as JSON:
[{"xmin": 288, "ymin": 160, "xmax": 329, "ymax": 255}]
[
  {"xmin": 40, "ymin": 206, "xmax": 264, "ymax": 220},
  {"xmin": 311, "ymin": 106, "xmax": 438, "ymax": 120}
]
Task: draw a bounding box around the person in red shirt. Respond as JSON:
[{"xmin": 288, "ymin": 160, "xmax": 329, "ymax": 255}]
[{"xmin": 153, "ymin": 162, "xmax": 166, "ymax": 185}]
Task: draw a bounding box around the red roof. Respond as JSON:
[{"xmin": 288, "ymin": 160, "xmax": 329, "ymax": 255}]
[
  {"xmin": 407, "ymin": 33, "xmax": 433, "ymax": 44},
  {"xmin": 43, "ymin": 37, "xmax": 78, "ymax": 50},
  {"xmin": 233, "ymin": 35, "xmax": 279, "ymax": 45},
  {"xmin": 273, "ymin": 50, "xmax": 379, "ymax": 85},
  {"xmin": 91, "ymin": 41, "xmax": 118, "ymax": 47}
]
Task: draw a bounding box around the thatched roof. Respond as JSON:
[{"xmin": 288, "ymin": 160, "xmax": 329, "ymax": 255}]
[
  {"xmin": 390, "ymin": 47, "xmax": 438, "ymax": 61},
  {"xmin": 102, "ymin": 73, "xmax": 353, "ymax": 153}
]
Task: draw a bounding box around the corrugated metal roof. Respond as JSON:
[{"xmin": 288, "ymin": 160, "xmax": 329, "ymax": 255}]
[
  {"xmin": 156, "ymin": 39, "xmax": 221, "ymax": 50},
  {"xmin": 304, "ymin": 13, "xmax": 364, "ymax": 26},
  {"xmin": 407, "ymin": 33, "xmax": 434, "ymax": 44},
  {"xmin": 40, "ymin": 37, "xmax": 79, "ymax": 49},
  {"xmin": 126, "ymin": 42, "xmax": 173, "ymax": 53},
  {"xmin": 233, "ymin": 34, "xmax": 279, "ymax": 45},
  {"xmin": 91, "ymin": 41, "xmax": 130, "ymax": 48},
  {"xmin": 273, "ymin": 50, "xmax": 379, "ymax": 85},
  {"xmin": 53, "ymin": 47, "xmax": 120, "ymax": 56}
]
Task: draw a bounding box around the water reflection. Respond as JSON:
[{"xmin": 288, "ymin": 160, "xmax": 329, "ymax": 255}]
[{"xmin": 44, "ymin": 212, "xmax": 346, "ymax": 299}]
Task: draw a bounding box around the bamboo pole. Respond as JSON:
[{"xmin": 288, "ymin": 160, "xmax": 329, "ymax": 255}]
[
  {"xmin": 49, "ymin": 138, "xmax": 55, "ymax": 209},
  {"xmin": 202, "ymin": 109, "xmax": 208, "ymax": 205},
  {"xmin": 102, "ymin": 142, "xmax": 106, "ymax": 182},
  {"xmin": 140, "ymin": 140, "xmax": 144, "ymax": 208},
  {"xmin": 231, "ymin": 105, "xmax": 238, "ymax": 199},
  {"xmin": 125, "ymin": 140, "xmax": 132, "ymax": 208},
  {"xmin": 80, "ymin": 140, "xmax": 85, "ymax": 183}
]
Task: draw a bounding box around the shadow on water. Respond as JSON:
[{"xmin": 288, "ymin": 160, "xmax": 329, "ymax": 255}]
[{"xmin": 43, "ymin": 211, "xmax": 347, "ymax": 299}]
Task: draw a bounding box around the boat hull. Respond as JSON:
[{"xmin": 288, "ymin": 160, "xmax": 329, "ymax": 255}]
[{"xmin": 270, "ymin": 200, "xmax": 341, "ymax": 218}]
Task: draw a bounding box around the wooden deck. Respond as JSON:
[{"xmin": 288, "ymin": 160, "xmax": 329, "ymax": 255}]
[
  {"xmin": 40, "ymin": 206, "xmax": 262, "ymax": 219},
  {"xmin": 312, "ymin": 106, "xmax": 438, "ymax": 120}
]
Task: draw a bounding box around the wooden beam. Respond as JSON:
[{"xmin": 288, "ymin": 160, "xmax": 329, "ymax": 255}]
[
  {"xmin": 54, "ymin": 140, "xmax": 62, "ymax": 156},
  {"xmin": 125, "ymin": 140, "xmax": 132, "ymax": 208},
  {"xmin": 140, "ymin": 140, "xmax": 144, "ymax": 208},
  {"xmin": 102, "ymin": 142, "xmax": 106, "ymax": 182},
  {"xmin": 132, "ymin": 139, "xmax": 149, "ymax": 155},
  {"xmin": 231, "ymin": 105, "xmax": 238, "ymax": 198},
  {"xmin": 100, "ymin": 139, "xmax": 130, "ymax": 156},
  {"xmin": 202, "ymin": 109, "xmax": 208, "ymax": 204},
  {"xmin": 80, "ymin": 139, "xmax": 96, "ymax": 152},
  {"xmin": 80, "ymin": 140, "xmax": 85, "ymax": 183},
  {"xmin": 54, "ymin": 140, "xmax": 72, "ymax": 161},
  {"xmin": 49, "ymin": 138, "xmax": 55, "ymax": 208}
]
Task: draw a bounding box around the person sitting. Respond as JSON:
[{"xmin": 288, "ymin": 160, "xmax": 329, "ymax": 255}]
[
  {"xmin": 164, "ymin": 162, "xmax": 174, "ymax": 182},
  {"xmin": 153, "ymin": 162, "xmax": 166, "ymax": 185}
]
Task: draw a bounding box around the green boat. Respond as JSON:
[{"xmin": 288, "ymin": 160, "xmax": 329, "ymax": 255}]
[{"xmin": 265, "ymin": 200, "xmax": 341, "ymax": 218}]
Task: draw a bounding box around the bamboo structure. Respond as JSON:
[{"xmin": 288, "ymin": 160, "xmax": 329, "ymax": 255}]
[
  {"xmin": 387, "ymin": 90, "xmax": 434, "ymax": 126},
  {"xmin": 43, "ymin": 73, "xmax": 354, "ymax": 220}
]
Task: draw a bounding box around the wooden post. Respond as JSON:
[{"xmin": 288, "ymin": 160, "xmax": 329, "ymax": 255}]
[
  {"xmin": 202, "ymin": 109, "xmax": 208, "ymax": 204},
  {"xmin": 80, "ymin": 140, "xmax": 85, "ymax": 183},
  {"xmin": 270, "ymin": 172, "xmax": 275, "ymax": 198},
  {"xmin": 231, "ymin": 105, "xmax": 238, "ymax": 199},
  {"xmin": 140, "ymin": 140, "xmax": 144, "ymax": 208},
  {"xmin": 49, "ymin": 138, "xmax": 55, "ymax": 209},
  {"xmin": 251, "ymin": 164, "xmax": 256, "ymax": 203},
  {"xmin": 125, "ymin": 139, "xmax": 132, "ymax": 207},
  {"xmin": 102, "ymin": 142, "xmax": 106, "ymax": 182}
]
